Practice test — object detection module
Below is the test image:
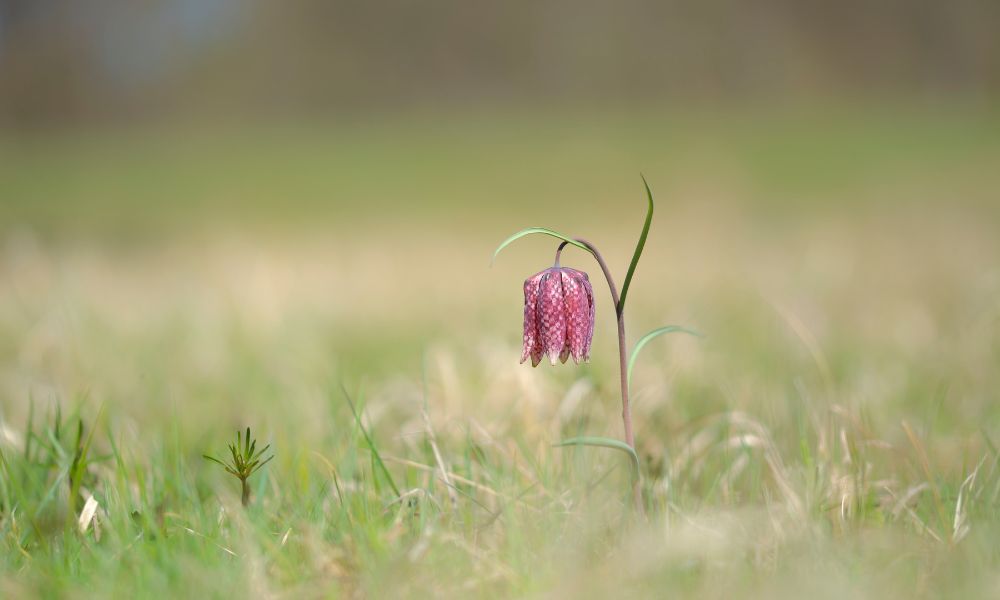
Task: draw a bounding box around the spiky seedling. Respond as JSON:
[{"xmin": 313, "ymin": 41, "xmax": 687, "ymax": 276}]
[{"xmin": 203, "ymin": 428, "xmax": 274, "ymax": 507}]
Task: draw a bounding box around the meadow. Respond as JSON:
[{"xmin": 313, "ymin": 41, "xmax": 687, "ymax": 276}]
[{"xmin": 1, "ymin": 107, "xmax": 1000, "ymax": 598}]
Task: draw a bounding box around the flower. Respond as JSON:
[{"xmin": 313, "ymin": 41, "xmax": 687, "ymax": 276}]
[{"xmin": 521, "ymin": 266, "xmax": 595, "ymax": 366}]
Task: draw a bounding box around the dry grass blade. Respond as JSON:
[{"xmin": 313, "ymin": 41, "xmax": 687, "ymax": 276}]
[
  {"xmin": 952, "ymin": 454, "xmax": 987, "ymax": 543},
  {"xmin": 77, "ymin": 495, "xmax": 99, "ymax": 534},
  {"xmin": 901, "ymin": 420, "xmax": 949, "ymax": 536},
  {"xmin": 422, "ymin": 408, "xmax": 458, "ymax": 510}
]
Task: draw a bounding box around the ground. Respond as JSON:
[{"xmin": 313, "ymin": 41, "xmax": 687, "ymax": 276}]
[{"xmin": 1, "ymin": 107, "xmax": 999, "ymax": 598}]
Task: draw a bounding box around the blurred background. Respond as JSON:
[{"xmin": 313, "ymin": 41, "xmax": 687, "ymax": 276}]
[
  {"xmin": 0, "ymin": 0, "xmax": 998, "ymax": 440},
  {"xmin": 2, "ymin": 0, "xmax": 999, "ymax": 125},
  {"xmin": 3, "ymin": 5, "xmax": 1000, "ymax": 595}
]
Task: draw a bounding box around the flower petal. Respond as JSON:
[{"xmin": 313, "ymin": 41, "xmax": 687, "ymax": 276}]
[
  {"xmin": 521, "ymin": 270, "xmax": 545, "ymax": 366},
  {"xmin": 582, "ymin": 271, "xmax": 595, "ymax": 361},
  {"xmin": 537, "ymin": 269, "xmax": 567, "ymax": 365},
  {"xmin": 561, "ymin": 268, "xmax": 593, "ymax": 363}
]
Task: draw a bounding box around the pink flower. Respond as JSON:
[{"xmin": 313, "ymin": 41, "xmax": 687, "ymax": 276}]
[{"xmin": 521, "ymin": 267, "xmax": 595, "ymax": 366}]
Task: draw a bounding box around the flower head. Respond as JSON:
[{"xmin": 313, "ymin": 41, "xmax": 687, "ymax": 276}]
[{"xmin": 521, "ymin": 266, "xmax": 595, "ymax": 366}]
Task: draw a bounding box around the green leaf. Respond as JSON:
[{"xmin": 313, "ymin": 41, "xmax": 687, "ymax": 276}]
[
  {"xmin": 253, "ymin": 444, "xmax": 271, "ymax": 462},
  {"xmin": 627, "ymin": 325, "xmax": 703, "ymax": 387},
  {"xmin": 33, "ymin": 468, "xmax": 69, "ymax": 522},
  {"xmin": 343, "ymin": 384, "xmax": 401, "ymax": 497},
  {"xmin": 492, "ymin": 227, "xmax": 591, "ymax": 265},
  {"xmin": 554, "ymin": 436, "xmax": 640, "ymax": 480},
  {"xmin": 69, "ymin": 402, "xmax": 105, "ymax": 515},
  {"xmin": 203, "ymin": 454, "xmax": 229, "ymax": 468},
  {"xmin": 617, "ymin": 175, "xmax": 655, "ymax": 316},
  {"xmin": 250, "ymin": 454, "xmax": 274, "ymax": 475},
  {"xmin": 24, "ymin": 398, "xmax": 34, "ymax": 461},
  {"xmin": 0, "ymin": 447, "xmax": 9, "ymax": 509}
]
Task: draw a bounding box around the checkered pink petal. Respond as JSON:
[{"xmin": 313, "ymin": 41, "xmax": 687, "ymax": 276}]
[
  {"xmin": 537, "ymin": 270, "xmax": 567, "ymax": 365},
  {"xmin": 521, "ymin": 266, "xmax": 595, "ymax": 367},
  {"xmin": 560, "ymin": 268, "xmax": 594, "ymax": 363},
  {"xmin": 520, "ymin": 271, "xmax": 546, "ymax": 366}
]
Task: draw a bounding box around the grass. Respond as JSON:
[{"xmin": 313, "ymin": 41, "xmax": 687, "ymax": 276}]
[{"xmin": 1, "ymin": 107, "xmax": 1000, "ymax": 597}]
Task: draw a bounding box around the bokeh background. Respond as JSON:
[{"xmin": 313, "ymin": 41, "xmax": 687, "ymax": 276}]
[
  {"xmin": 2, "ymin": 0, "xmax": 997, "ymax": 412},
  {"xmin": 1, "ymin": 2, "xmax": 1000, "ymax": 595}
]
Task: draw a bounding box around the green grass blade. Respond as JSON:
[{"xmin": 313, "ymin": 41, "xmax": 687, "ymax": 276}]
[
  {"xmin": 0, "ymin": 447, "xmax": 10, "ymax": 510},
  {"xmin": 617, "ymin": 175, "xmax": 655, "ymax": 316},
  {"xmin": 492, "ymin": 227, "xmax": 591, "ymax": 265},
  {"xmin": 24, "ymin": 396, "xmax": 34, "ymax": 460},
  {"xmin": 44, "ymin": 428, "xmax": 67, "ymax": 462},
  {"xmin": 343, "ymin": 385, "xmax": 401, "ymax": 497},
  {"xmin": 554, "ymin": 436, "xmax": 640, "ymax": 480},
  {"xmin": 628, "ymin": 325, "xmax": 703, "ymax": 388},
  {"xmin": 69, "ymin": 402, "xmax": 105, "ymax": 514},
  {"xmin": 33, "ymin": 467, "xmax": 69, "ymax": 522}
]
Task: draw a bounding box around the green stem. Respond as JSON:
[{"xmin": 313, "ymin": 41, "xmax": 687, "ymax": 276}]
[{"xmin": 558, "ymin": 239, "xmax": 643, "ymax": 515}]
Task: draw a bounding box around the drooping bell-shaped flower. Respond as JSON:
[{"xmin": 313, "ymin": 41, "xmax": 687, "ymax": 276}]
[{"xmin": 521, "ymin": 266, "xmax": 595, "ymax": 366}]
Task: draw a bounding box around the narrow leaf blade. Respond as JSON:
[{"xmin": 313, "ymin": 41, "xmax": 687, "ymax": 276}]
[
  {"xmin": 253, "ymin": 444, "xmax": 271, "ymax": 462},
  {"xmin": 69, "ymin": 402, "xmax": 106, "ymax": 514},
  {"xmin": 492, "ymin": 227, "xmax": 591, "ymax": 265},
  {"xmin": 343, "ymin": 385, "xmax": 401, "ymax": 497},
  {"xmin": 554, "ymin": 436, "xmax": 640, "ymax": 480},
  {"xmin": 617, "ymin": 175, "xmax": 655, "ymax": 315},
  {"xmin": 202, "ymin": 454, "xmax": 230, "ymax": 468},
  {"xmin": 627, "ymin": 325, "xmax": 703, "ymax": 387},
  {"xmin": 250, "ymin": 454, "xmax": 274, "ymax": 475}
]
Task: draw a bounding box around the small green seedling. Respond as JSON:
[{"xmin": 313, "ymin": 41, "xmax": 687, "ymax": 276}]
[{"xmin": 204, "ymin": 428, "xmax": 274, "ymax": 507}]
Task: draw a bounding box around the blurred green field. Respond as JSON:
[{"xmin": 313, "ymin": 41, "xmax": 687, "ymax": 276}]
[
  {"xmin": 2, "ymin": 108, "xmax": 1000, "ymax": 598},
  {"xmin": 3, "ymin": 106, "xmax": 999, "ymax": 236}
]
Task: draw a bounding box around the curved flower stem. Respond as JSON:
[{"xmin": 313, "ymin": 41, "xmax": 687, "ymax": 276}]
[{"xmin": 558, "ymin": 240, "xmax": 643, "ymax": 514}]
